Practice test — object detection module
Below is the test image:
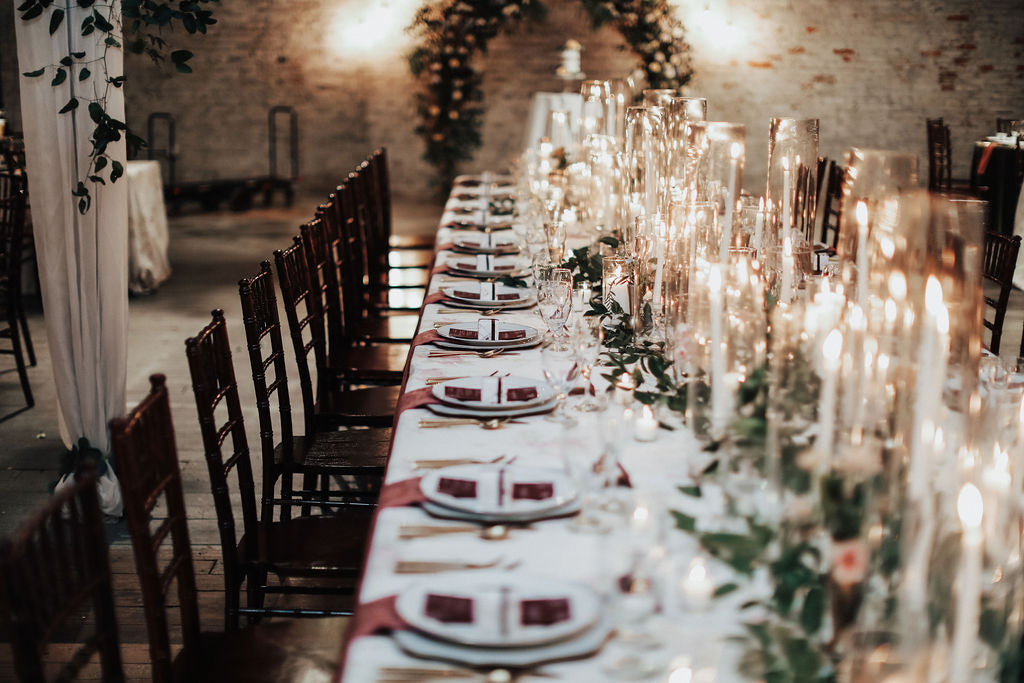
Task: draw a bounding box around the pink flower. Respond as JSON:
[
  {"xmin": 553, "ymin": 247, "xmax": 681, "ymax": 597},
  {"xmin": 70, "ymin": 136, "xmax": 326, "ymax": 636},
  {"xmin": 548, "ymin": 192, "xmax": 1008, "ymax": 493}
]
[{"xmin": 831, "ymin": 539, "xmax": 867, "ymax": 586}]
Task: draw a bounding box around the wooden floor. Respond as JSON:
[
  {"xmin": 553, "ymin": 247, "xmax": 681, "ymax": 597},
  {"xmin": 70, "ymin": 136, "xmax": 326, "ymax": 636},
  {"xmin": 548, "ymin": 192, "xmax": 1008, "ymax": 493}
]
[{"xmin": 0, "ymin": 194, "xmax": 440, "ymax": 681}]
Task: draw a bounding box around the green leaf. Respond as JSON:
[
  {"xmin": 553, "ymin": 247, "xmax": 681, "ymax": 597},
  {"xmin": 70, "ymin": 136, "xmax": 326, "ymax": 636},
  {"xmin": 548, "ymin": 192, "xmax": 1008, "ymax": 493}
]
[
  {"xmin": 50, "ymin": 68, "xmax": 66, "ymax": 86},
  {"xmin": 58, "ymin": 97, "xmax": 79, "ymax": 114},
  {"xmin": 88, "ymin": 102, "xmax": 104, "ymax": 123},
  {"xmin": 93, "ymin": 156, "xmax": 107, "ymax": 173},
  {"xmin": 59, "ymin": 56, "xmax": 73, "ymax": 66},
  {"xmin": 21, "ymin": 4, "xmax": 43, "ymax": 20},
  {"xmin": 799, "ymin": 585, "xmax": 825, "ymax": 634},
  {"xmin": 71, "ymin": 51, "xmax": 86, "ymax": 58},
  {"xmin": 48, "ymin": 7, "xmax": 64, "ymax": 34},
  {"xmin": 17, "ymin": 0, "xmax": 37, "ymax": 12},
  {"xmin": 671, "ymin": 510, "xmax": 696, "ymax": 532},
  {"xmin": 22, "ymin": 68, "xmax": 46, "ymax": 78},
  {"xmin": 104, "ymin": 35, "xmax": 120, "ymax": 47},
  {"xmin": 171, "ymin": 49, "xmax": 194, "ymax": 74},
  {"xmin": 110, "ymin": 160, "xmax": 124, "ymax": 182},
  {"xmin": 678, "ymin": 484, "xmax": 702, "ymax": 497},
  {"xmin": 92, "ymin": 9, "xmax": 112, "ymax": 31},
  {"xmin": 78, "ymin": 67, "xmax": 90, "ymax": 81},
  {"xmin": 598, "ymin": 235, "xmax": 620, "ymax": 249},
  {"xmin": 714, "ymin": 582, "xmax": 739, "ymax": 598}
]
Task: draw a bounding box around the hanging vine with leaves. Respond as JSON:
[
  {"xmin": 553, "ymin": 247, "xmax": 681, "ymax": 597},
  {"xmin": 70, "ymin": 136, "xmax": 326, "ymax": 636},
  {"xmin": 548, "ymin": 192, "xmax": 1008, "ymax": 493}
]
[
  {"xmin": 17, "ymin": 0, "xmax": 219, "ymax": 213},
  {"xmin": 408, "ymin": 0, "xmax": 692, "ymax": 195}
]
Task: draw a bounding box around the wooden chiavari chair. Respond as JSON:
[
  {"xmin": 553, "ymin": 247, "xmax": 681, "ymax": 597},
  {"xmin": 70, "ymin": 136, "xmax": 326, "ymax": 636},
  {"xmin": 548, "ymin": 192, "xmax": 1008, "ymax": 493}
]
[
  {"xmin": 982, "ymin": 232, "xmax": 1021, "ymax": 354},
  {"xmin": 302, "ymin": 208, "xmax": 416, "ymax": 347},
  {"xmin": 0, "ymin": 172, "xmax": 34, "ymax": 408},
  {"xmin": 274, "ymin": 241, "xmax": 400, "ymax": 428},
  {"xmin": 819, "ymin": 160, "xmax": 845, "ymax": 250},
  {"xmin": 239, "ymin": 262, "xmax": 388, "ymax": 519},
  {"xmin": 184, "ymin": 317, "xmax": 372, "ymax": 628},
  {"xmin": 368, "ymin": 148, "xmax": 434, "ymax": 267},
  {"xmin": 0, "ymin": 467, "xmax": 124, "ymax": 683},
  {"xmin": 112, "ymin": 374, "xmax": 354, "ymax": 682}
]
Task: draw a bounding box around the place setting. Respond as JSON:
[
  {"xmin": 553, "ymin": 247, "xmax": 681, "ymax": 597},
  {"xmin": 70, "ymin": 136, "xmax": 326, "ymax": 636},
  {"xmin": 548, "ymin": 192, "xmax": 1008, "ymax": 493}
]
[
  {"xmin": 437, "ymin": 281, "xmax": 538, "ymax": 311},
  {"xmin": 451, "ymin": 233, "xmax": 522, "ymax": 255},
  {"xmin": 443, "ymin": 253, "xmax": 531, "ymax": 279}
]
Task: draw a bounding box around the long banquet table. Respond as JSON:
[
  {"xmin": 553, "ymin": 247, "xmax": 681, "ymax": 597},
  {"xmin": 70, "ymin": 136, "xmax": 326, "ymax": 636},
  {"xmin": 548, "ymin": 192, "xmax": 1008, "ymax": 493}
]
[{"xmin": 335, "ymin": 181, "xmax": 763, "ymax": 682}]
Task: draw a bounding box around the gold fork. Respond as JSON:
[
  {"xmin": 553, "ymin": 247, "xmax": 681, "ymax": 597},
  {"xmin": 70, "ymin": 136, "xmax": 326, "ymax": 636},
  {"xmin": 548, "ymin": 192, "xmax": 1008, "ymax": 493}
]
[
  {"xmin": 393, "ymin": 558, "xmax": 506, "ymax": 574},
  {"xmin": 423, "ymin": 375, "xmax": 469, "ymax": 385},
  {"xmin": 412, "ymin": 455, "xmax": 506, "ymax": 469},
  {"xmin": 427, "ymin": 348, "xmax": 513, "ymax": 358}
]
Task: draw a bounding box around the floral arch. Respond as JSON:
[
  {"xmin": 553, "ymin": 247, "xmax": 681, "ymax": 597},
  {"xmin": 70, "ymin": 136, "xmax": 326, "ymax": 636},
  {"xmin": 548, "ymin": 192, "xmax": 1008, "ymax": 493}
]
[{"xmin": 407, "ymin": 0, "xmax": 692, "ymax": 192}]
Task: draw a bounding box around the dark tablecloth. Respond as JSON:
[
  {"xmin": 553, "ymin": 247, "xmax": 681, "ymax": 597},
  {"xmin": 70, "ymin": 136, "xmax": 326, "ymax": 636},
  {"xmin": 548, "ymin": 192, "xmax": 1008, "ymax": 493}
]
[{"xmin": 971, "ymin": 142, "xmax": 1022, "ymax": 235}]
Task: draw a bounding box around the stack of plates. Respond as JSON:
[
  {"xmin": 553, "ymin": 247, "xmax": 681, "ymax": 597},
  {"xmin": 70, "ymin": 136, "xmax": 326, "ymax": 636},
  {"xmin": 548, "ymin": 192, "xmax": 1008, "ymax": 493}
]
[
  {"xmin": 445, "ymin": 254, "xmax": 529, "ymax": 278},
  {"xmin": 392, "ymin": 573, "xmax": 611, "ymax": 666},
  {"xmin": 452, "ymin": 234, "xmax": 520, "ymax": 255},
  {"xmin": 433, "ymin": 320, "xmax": 541, "ymax": 352},
  {"xmin": 440, "ymin": 282, "xmax": 536, "ymax": 310},
  {"xmin": 445, "ymin": 217, "xmax": 514, "ymax": 231},
  {"xmin": 428, "ymin": 375, "xmax": 555, "ymax": 419}
]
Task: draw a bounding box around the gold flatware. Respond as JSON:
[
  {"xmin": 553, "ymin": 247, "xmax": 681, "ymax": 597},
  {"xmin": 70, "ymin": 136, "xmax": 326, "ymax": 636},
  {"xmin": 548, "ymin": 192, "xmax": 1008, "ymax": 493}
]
[
  {"xmin": 424, "ymin": 376, "xmax": 469, "ymax": 385},
  {"xmin": 399, "ymin": 524, "xmax": 528, "ymax": 541},
  {"xmin": 412, "ymin": 455, "xmax": 506, "ymax": 469},
  {"xmin": 393, "ymin": 558, "xmax": 506, "ymax": 574},
  {"xmin": 427, "ymin": 348, "xmax": 516, "ymax": 358},
  {"xmin": 377, "ymin": 667, "xmax": 554, "ymax": 683}
]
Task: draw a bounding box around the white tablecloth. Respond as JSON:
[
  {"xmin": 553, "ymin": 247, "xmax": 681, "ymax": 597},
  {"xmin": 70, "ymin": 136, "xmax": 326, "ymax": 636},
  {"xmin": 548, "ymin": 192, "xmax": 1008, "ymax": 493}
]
[
  {"xmin": 338, "ymin": 188, "xmax": 759, "ymax": 682},
  {"xmin": 126, "ymin": 160, "xmax": 170, "ymax": 294},
  {"xmin": 523, "ymin": 92, "xmax": 582, "ymax": 152}
]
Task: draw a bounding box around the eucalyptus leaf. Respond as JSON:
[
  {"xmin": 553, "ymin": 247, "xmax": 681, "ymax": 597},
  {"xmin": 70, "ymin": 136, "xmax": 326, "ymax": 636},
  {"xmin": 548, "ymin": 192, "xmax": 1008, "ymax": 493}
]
[
  {"xmin": 48, "ymin": 7, "xmax": 64, "ymax": 34},
  {"xmin": 50, "ymin": 68, "xmax": 66, "ymax": 86},
  {"xmin": 22, "ymin": 67, "xmax": 46, "ymax": 77},
  {"xmin": 58, "ymin": 97, "xmax": 78, "ymax": 114}
]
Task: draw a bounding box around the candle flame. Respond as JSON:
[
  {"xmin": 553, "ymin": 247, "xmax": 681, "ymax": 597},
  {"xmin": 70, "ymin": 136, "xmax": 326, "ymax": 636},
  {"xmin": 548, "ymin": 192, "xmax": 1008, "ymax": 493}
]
[
  {"xmin": 856, "ymin": 201, "xmax": 868, "ymax": 226},
  {"xmin": 823, "ymin": 329, "xmax": 843, "ymax": 363},
  {"xmin": 782, "ymin": 157, "xmax": 789, "ymax": 171},
  {"xmin": 783, "ymin": 235, "xmax": 793, "ymax": 257},
  {"xmin": 958, "ymin": 483, "xmax": 983, "ymax": 529},
  {"xmin": 888, "ymin": 272, "xmax": 907, "ymax": 301},
  {"xmin": 730, "ymin": 142, "xmax": 743, "ymax": 160},
  {"xmin": 687, "ymin": 557, "xmax": 709, "ymax": 582},
  {"xmin": 758, "ymin": 196, "xmax": 764, "ymax": 211}
]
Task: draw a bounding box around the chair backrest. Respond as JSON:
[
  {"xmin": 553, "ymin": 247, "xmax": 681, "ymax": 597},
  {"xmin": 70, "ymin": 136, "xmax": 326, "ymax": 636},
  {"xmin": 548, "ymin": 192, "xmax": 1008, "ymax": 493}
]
[
  {"xmin": 0, "ymin": 172, "xmax": 27, "ymax": 299},
  {"xmin": 349, "ymin": 165, "xmax": 388, "ymax": 306},
  {"xmin": 0, "ymin": 469, "xmax": 124, "ymax": 683},
  {"xmin": 982, "ymin": 232, "xmax": 1021, "ymax": 354},
  {"xmin": 300, "ymin": 214, "xmax": 350, "ymax": 362},
  {"xmin": 333, "ymin": 180, "xmax": 370, "ymax": 329},
  {"xmin": 274, "ymin": 238, "xmax": 327, "ymax": 437},
  {"xmin": 238, "ymin": 262, "xmax": 298, "ymax": 523},
  {"xmin": 184, "ymin": 310, "xmax": 259, "ymax": 629},
  {"xmin": 926, "ymin": 117, "xmax": 952, "ymax": 192},
  {"xmin": 996, "ymin": 118, "xmax": 1012, "ymax": 134},
  {"xmin": 371, "ymin": 148, "xmax": 394, "ymax": 248},
  {"xmin": 820, "ymin": 160, "xmax": 845, "ymax": 249},
  {"xmin": 110, "ymin": 375, "xmax": 201, "ymax": 683}
]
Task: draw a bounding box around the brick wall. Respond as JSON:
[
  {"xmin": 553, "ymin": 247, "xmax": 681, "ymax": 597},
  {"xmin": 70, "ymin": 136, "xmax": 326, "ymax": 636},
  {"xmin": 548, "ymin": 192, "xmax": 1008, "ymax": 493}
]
[{"xmin": 2, "ymin": 0, "xmax": 1022, "ymax": 202}]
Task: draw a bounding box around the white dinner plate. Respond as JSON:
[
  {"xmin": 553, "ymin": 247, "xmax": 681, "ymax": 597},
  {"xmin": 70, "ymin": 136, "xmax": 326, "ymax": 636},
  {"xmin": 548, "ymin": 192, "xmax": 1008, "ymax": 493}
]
[
  {"xmin": 442, "ymin": 283, "xmax": 535, "ymax": 307},
  {"xmin": 395, "ymin": 574, "xmax": 602, "ymax": 649},
  {"xmin": 444, "ymin": 218, "xmax": 514, "ymax": 231},
  {"xmin": 432, "ymin": 375, "xmax": 554, "ymax": 411},
  {"xmin": 436, "ymin": 320, "xmax": 538, "ymax": 347},
  {"xmin": 424, "ymin": 395, "xmax": 555, "ymax": 418},
  {"xmin": 393, "ymin": 613, "xmax": 612, "ymax": 667},
  {"xmin": 452, "ymin": 235, "xmax": 520, "ymax": 255},
  {"xmin": 420, "ymin": 497, "xmax": 582, "ymax": 524},
  {"xmin": 419, "ymin": 464, "xmax": 577, "ymax": 517}
]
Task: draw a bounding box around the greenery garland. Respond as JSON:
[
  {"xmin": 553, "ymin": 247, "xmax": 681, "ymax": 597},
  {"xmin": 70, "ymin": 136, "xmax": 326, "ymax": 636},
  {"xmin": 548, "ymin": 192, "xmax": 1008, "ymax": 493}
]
[{"xmin": 407, "ymin": 0, "xmax": 692, "ymax": 195}]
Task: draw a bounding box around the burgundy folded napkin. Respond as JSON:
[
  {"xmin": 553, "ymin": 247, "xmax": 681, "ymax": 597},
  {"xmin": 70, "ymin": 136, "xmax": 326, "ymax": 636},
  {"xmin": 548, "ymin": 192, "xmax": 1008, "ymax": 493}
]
[
  {"xmin": 511, "ymin": 482, "xmax": 554, "ymax": 501},
  {"xmin": 345, "ymin": 595, "xmax": 404, "ymax": 641},
  {"xmin": 412, "ymin": 330, "xmax": 443, "ymax": 348},
  {"xmin": 455, "ymin": 180, "xmax": 483, "ymax": 188},
  {"xmin": 377, "ymin": 477, "xmax": 428, "ymax": 508},
  {"xmin": 453, "ymin": 260, "xmax": 515, "ymax": 272},
  {"xmin": 446, "ymin": 325, "xmax": 527, "ymax": 341},
  {"xmin": 436, "ymin": 242, "xmax": 455, "ymax": 252},
  {"xmin": 520, "ymin": 598, "xmax": 571, "ymax": 626},
  {"xmin": 978, "ymin": 143, "xmax": 996, "ymax": 174},
  {"xmin": 451, "ymin": 289, "xmax": 522, "ymax": 301},
  {"xmin": 507, "ymin": 386, "xmax": 538, "ymax": 401},
  {"xmin": 444, "ymin": 385, "xmax": 482, "ymax": 401},
  {"xmin": 423, "ymin": 291, "xmax": 448, "ymax": 306},
  {"xmin": 397, "ymin": 387, "xmax": 440, "ymax": 414},
  {"xmin": 437, "ymin": 477, "xmax": 478, "ymax": 499},
  {"xmin": 425, "ymin": 594, "xmax": 475, "ymax": 623}
]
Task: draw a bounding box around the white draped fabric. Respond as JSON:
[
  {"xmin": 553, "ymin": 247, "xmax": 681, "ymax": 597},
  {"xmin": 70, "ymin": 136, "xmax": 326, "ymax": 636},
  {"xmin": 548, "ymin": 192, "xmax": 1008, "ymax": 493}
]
[
  {"xmin": 14, "ymin": 2, "xmax": 127, "ymax": 516},
  {"xmin": 126, "ymin": 160, "xmax": 171, "ymax": 294}
]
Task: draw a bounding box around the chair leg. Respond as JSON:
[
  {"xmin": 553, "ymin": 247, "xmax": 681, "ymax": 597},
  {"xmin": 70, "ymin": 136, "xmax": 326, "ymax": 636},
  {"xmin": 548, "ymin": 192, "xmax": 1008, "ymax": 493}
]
[
  {"xmin": 225, "ymin": 575, "xmax": 241, "ymax": 632},
  {"xmin": 300, "ymin": 472, "xmax": 317, "ymax": 516},
  {"xmin": 246, "ymin": 568, "xmax": 268, "ymax": 625},
  {"xmin": 9, "ymin": 316, "xmax": 33, "ymax": 408},
  {"xmin": 280, "ymin": 470, "xmax": 294, "ymax": 522},
  {"xmin": 17, "ymin": 305, "xmax": 35, "ymax": 367}
]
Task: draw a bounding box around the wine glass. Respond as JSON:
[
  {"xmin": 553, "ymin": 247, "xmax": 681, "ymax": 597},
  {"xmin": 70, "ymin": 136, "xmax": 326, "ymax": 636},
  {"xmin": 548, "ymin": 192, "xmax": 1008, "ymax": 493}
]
[
  {"xmin": 537, "ymin": 281, "xmax": 572, "ymax": 338},
  {"xmin": 541, "ymin": 339, "xmax": 579, "ymax": 426},
  {"xmin": 570, "ymin": 314, "xmax": 603, "ymax": 412}
]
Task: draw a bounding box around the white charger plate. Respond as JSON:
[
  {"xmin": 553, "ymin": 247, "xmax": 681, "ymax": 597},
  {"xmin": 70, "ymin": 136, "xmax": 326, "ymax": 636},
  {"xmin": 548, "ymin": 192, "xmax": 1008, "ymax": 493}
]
[
  {"xmin": 421, "ymin": 497, "xmax": 582, "ymax": 524},
  {"xmin": 395, "ymin": 574, "xmax": 601, "ymax": 649},
  {"xmin": 432, "ymin": 375, "xmax": 553, "ymax": 411},
  {"xmin": 437, "ymin": 320, "xmax": 538, "ymax": 347},
  {"xmin": 393, "ymin": 613, "xmax": 612, "ymax": 667},
  {"xmin": 445, "ymin": 254, "xmax": 528, "ymax": 277},
  {"xmin": 430, "ymin": 338, "xmax": 541, "ymax": 352},
  {"xmin": 420, "ymin": 464, "xmax": 576, "ymax": 517}
]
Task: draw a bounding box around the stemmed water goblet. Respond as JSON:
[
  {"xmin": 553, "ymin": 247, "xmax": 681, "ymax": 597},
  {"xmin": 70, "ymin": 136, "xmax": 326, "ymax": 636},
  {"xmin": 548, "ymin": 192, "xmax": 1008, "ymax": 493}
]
[
  {"xmin": 541, "ymin": 338, "xmax": 579, "ymax": 426},
  {"xmin": 536, "ymin": 267, "xmax": 572, "ymax": 338},
  {"xmin": 569, "ymin": 313, "xmax": 603, "ymax": 412},
  {"xmin": 544, "ymin": 220, "xmax": 567, "ymax": 264}
]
